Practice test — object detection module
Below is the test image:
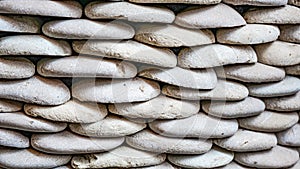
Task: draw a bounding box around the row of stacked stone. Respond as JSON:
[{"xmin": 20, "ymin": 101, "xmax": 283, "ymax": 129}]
[{"xmin": 0, "ymin": 0, "xmax": 299, "ymax": 168}]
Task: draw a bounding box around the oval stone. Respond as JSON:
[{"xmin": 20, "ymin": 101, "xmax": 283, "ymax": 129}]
[
  {"xmin": 289, "ymin": 159, "xmax": 300, "ymax": 169},
  {"xmin": 136, "ymin": 162, "xmax": 179, "ymax": 169},
  {"xmin": 277, "ymin": 123, "xmax": 300, "ymax": 146},
  {"xmin": 0, "ymin": 128, "xmax": 29, "ymax": 148},
  {"xmin": 0, "ymin": 99, "xmax": 22, "ymax": 112},
  {"xmin": 216, "ymin": 162, "xmax": 253, "ymax": 169},
  {"xmin": 286, "ymin": 64, "xmax": 300, "ymax": 75},
  {"xmin": 223, "ymin": 0, "xmax": 288, "ymax": 6},
  {"xmin": 0, "ymin": 15, "xmax": 40, "ymax": 33},
  {"xmin": 0, "ymin": 57, "xmax": 35, "ymax": 79},
  {"xmin": 264, "ymin": 91, "xmax": 300, "ymax": 111},
  {"xmin": 129, "ymin": 0, "xmax": 221, "ymax": 4},
  {"xmin": 279, "ymin": 25, "xmax": 300, "ymax": 43}
]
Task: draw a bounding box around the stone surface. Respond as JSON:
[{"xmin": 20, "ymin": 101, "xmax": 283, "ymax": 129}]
[
  {"xmin": 126, "ymin": 129, "xmax": 212, "ymax": 154},
  {"xmin": 72, "ymin": 78, "xmax": 160, "ymax": 103},
  {"xmin": 0, "ymin": 15, "xmax": 40, "ymax": 33},
  {"xmin": 42, "ymin": 19, "xmax": 134, "ymax": 39},
  {"xmin": 136, "ymin": 162, "xmax": 179, "ymax": 169},
  {"xmin": 0, "ymin": 128, "xmax": 29, "ymax": 148},
  {"xmin": 134, "ymin": 24, "xmax": 215, "ymax": 47},
  {"xmin": 216, "ymin": 162, "xmax": 253, "ymax": 169},
  {"xmin": 264, "ymin": 91, "xmax": 300, "ymax": 111},
  {"xmin": 289, "ymin": 0, "xmax": 300, "ymax": 6},
  {"xmin": 175, "ymin": 3, "xmax": 246, "ymax": 29},
  {"xmin": 0, "ymin": 75, "xmax": 70, "ymax": 105},
  {"xmin": 235, "ymin": 146, "xmax": 299, "ymax": 168},
  {"xmin": 216, "ymin": 24, "xmax": 280, "ymax": 44},
  {"xmin": 73, "ymin": 40, "xmax": 177, "ymax": 68},
  {"xmin": 239, "ymin": 111, "xmax": 299, "ymax": 132},
  {"xmin": 69, "ymin": 115, "xmax": 146, "ymax": 137},
  {"xmin": 279, "ymin": 25, "xmax": 300, "ymax": 43},
  {"xmin": 85, "ymin": 2, "xmax": 175, "ymax": 23},
  {"xmin": 109, "ymin": 95, "xmax": 200, "ymax": 119},
  {"xmin": 289, "ymin": 159, "xmax": 300, "ymax": 169},
  {"xmin": 24, "ymin": 99, "xmax": 107, "ymax": 123},
  {"xmin": 139, "ymin": 67, "xmax": 217, "ymax": 89},
  {"xmin": 178, "ymin": 44, "xmax": 257, "ymax": 68},
  {"xmin": 0, "ymin": 57, "xmax": 35, "ymax": 79},
  {"xmin": 202, "ymin": 97, "xmax": 265, "ymax": 118},
  {"xmin": 129, "ymin": 0, "xmax": 221, "ymax": 4},
  {"xmin": 277, "ymin": 123, "xmax": 300, "ymax": 146},
  {"xmin": 0, "ymin": 99, "xmax": 22, "ymax": 112},
  {"xmin": 71, "ymin": 146, "xmax": 166, "ymax": 168},
  {"xmin": 255, "ymin": 41, "xmax": 300, "ymax": 66},
  {"xmin": 0, "ymin": 35, "xmax": 71, "ymax": 56},
  {"xmin": 223, "ymin": 0, "xmax": 288, "ymax": 6},
  {"xmin": 286, "ymin": 64, "xmax": 300, "ymax": 75}
]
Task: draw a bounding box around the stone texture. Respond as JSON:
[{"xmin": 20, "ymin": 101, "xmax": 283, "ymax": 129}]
[
  {"xmin": 0, "ymin": 15, "xmax": 40, "ymax": 33},
  {"xmin": 37, "ymin": 56, "xmax": 137, "ymax": 78},
  {"xmin": 264, "ymin": 91, "xmax": 300, "ymax": 111},
  {"xmin": 85, "ymin": 2, "xmax": 175, "ymax": 23},
  {"xmin": 42, "ymin": 19, "xmax": 134, "ymax": 39},
  {"xmin": 72, "ymin": 78, "xmax": 160, "ymax": 103},
  {"xmin": 136, "ymin": 162, "xmax": 179, "ymax": 169},
  {"xmin": 277, "ymin": 123, "xmax": 300, "ymax": 146},
  {"xmin": 0, "ymin": 128, "xmax": 29, "ymax": 148},
  {"xmin": 178, "ymin": 44, "xmax": 257, "ymax": 68},
  {"xmin": 289, "ymin": 0, "xmax": 300, "ymax": 6},
  {"xmin": 73, "ymin": 40, "xmax": 177, "ymax": 68},
  {"xmin": 0, "ymin": 99, "xmax": 22, "ymax": 112},
  {"xmin": 223, "ymin": 0, "xmax": 288, "ymax": 6},
  {"xmin": 289, "ymin": 159, "xmax": 300, "ymax": 169},
  {"xmin": 175, "ymin": 3, "xmax": 246, "ymax": 29},
  {"xmin": 286, "ymin": 64, "xmax": 300, "ymax": 75},
  {"xmin": 216, "ymin": 24, "xmax": 280, "ymax": 45},
  {"xmin": 0, "ymin": 76, "xmax": 70, "ymax": 105},
  {"xmin": 0, "ymin": 57, "xmax": 35, "ymax": 79},
  {"xmin": 129, "ymin": 0, "xmax": 221, "ymax": 4},
  {"xmin": 279, "ymin": 25, "xmax": 300, "ymax": 43},
  {"xmin": 216, "ymin": 162, "xmax": 253, "ymax": 169}
]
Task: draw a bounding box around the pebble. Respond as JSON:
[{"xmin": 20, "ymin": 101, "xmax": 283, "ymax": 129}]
[
  {"xmin": 0, "ymin": 128, "xmax": 29, "ymax": 148},
  {"xmin": 37, "ymin": 56, "xmax": 137, "ymax": 78},
  {"xmin": 109, "ymin": 95, "xmax": 200, "ymax": 119},
  {"xmin": 216, "ymin": 24, "xmax": 280, "ymax": 45},
  {"xmin": 289, "ymin": 0, "xmax": 300, "ymax": 6},
  {"xmin": 202, "ymin": 97, "xmax": 265, "ymax": 118},
  {"xmin": 85, "ymin": 1, "xmax": 175, "ymax": 23},
  {"xmin": 178, "ymin": 44, "xmax": 257, "ymax": 68},
  {"xmin": 286, "ymin": 64, "xmax": 300, "ymax": 75},
  {"xmin": 175, "ymin": 3, "xmax": 246, "ymax": 29},
  {"xmin": 139, "ymin": 67, "xmax": 217, "ymax": 89},
  {"xmin": 0, "ymin": 57, "xmax": 35, "ymax": 79},
  {"xmin": 73, "ymin": 40, "xmax": 177, "ymax": 68},
  {"xmin": 69, "ymin": 115, "xmax": 146, "ymax": 137},
  {"xmin": 216, "ymin": 162, "xmax": 253, "ymax": 169},
  {"xmin": 71, "ymin": 146, "xmax": 166, "ymax": 168},
  {"xmin": 235, "ymin": 146, "xmax": 299, "ymax": 168},
  {"xmin": 239, "ymin": 111, "xmax": 299, "ymax": 132},
  {"xmin": 0, "ymin": 15, "xmax": 40, "ymax": 33},
  {"xmin": 279, "ymin": 25, "xmax": 300, "ymax": 43},
  {"xmin": 42, "ymin": 19, "xmax": 135, "ymax": 39},
  {"xmin": 264, "ymin": 91, "xmax": 300, "ymax": 111},
  {"xmin": 126, "ymin": 129, "xmax": 212, "ymax": 154},
  {"xmin": 277, "ymin": 123, "xmax": 300, "ymax": 146},
  {"xmin": 136, "ymin": 162, "xmax": 179, "ymax": 169},
  {"xmin": 129, "ymin": 0, "xmax": 221, "ymax": 4},
  {"xmin": 72, "ymin": 78, "xmax": 160, "ymax": 103},
  {"xmin": 0, "ymin": 99, "xmax": 22, "ymax": 112},
  {"xmin": 0, "ymin": 75, "xmax": 70, "ymax": 105},
  {"xmin": 223, "ymin": 0, "xmax": 288, "ymax": 6}
]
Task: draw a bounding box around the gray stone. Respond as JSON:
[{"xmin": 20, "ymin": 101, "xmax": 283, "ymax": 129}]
[
  {"xmin": 0, "ymin": 15, "xmax": 40, "ymax": 33},
  {"xmin": 279, "ymin": 25, "xmax": 300, "ymax": 43},
  {"xmin": 0, "ymin": 57, "xmax": 35, "ymax": 79},
  {"xmin": 0, "ymin": 128, "xmax": 29, "ymax": 148},
  {"xmin": 129, "ymin": 0, "xmax": 221, "ymax": 4},
  {"xmin": 286, "ymin": 64, "xmax": 300, "ymax": 75},
  {"xmin": 277, "ymin": 123, "xmax": 300, "ymax": 146},
  {"xmin": 216, "ymin": 162, "xmax": 254, "ymax": 169},
  {"xmin": 289, "ymin": 0, "xmax": 300, "ymax": 6},
  {"xmin": 264, "ymin": 91, "xmax": 300, "ymax": 111},
  {"xmin": 289, "ymin": 159, "xmax": 300, "ymax": 169},
  {"xmin": 223, "ymin": 0, "xmax": 288, "ymax": 6},
  {"xmin": 0, "ymin": 99, "xmax": 22, "ymax": 112}
]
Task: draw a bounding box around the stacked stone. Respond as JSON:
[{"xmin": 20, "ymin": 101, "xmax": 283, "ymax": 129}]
[{"xmin": 0, "ymin": 0, "xmax": 299, "ymax": 168}]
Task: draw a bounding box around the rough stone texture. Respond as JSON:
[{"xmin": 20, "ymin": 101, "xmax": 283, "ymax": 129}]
[
  {"xmin": 279, "ymin": 25, "xmax": 300, "ymax": 43},
  {"xmin": 0, "ymin": 57, "xmax": 35, "ymax": 79},
  {"xmin": 277, "ymin": 123, "xmax": 300, "ymax": 146},
  {"xmin": 286, "ymin": 64, "xmax": 300, "ymax": 75},
  {"xmin": 129, "ymin": 0, "xmax": 221, "ymax": 4},
  {"xmin": 0, "ymin": 128, "xmax": 29, "ymax": 148},
  {"xmin": 289, "ymin": 0, "xmax": 300, "ymax": 6},
  {"xmin": 264, "ymin": 91, "xmax": 300, "ymax": 111},
  {"xmin": 223, "ymin": 0, "xmax": 288, "ymax": 6},
  {"xmin": 0, "ymin": 99, "xmax": 22, "ymax": 112},
  {"xmin": 0, "ymin": 15, "xmax": 40, "ymax": 33}
]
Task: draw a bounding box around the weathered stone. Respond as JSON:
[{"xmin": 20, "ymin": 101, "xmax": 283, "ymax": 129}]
[
  {"xmin": 136, "ymin": 162, "xmax": 179, "ymax": 169},
  {"xmin": 289, "ymin": 0, "xmax": 300, "ymax": 6},
  {"xmin": 216, "ymin": 162, "xmax": 253, "ymax": 169},
  {"xmin": 264, "ymin": 91, "xmax": 300, "ymax": 111},
  {"xmin": 279, "ymin": 25, "xmax": 300, "ymax": 43},
  {"xmin": 277, "ymin": 123, "xmax": 300, "ymax": 146},
  {"xmin": 0, "ymin": 128, "xmax": 29, "ymax": 148},
  {"xmin": 0, "ymin": 57, "xmax": 35, "ymax": 79},
  {"xmin": 0, "ymin": 15, "xmax": 40, "ymax": 33},
  {"xmin": 129, "ymin": 0, "xmax": 221, "ymax": 4},
  {"xmin": 223, "ymin": 0, "xmax": 288, "ymax": 6},
  {"xmin": 286, "ymin": 64, "xmax": 300, "ymax": 75},
  {"xmin": 289, "ymin": 159, "xmax": 300, "ymax": 169},
  {"xmin": 0, "ymin": 99, "xmax": 22, "ymax": 112}
]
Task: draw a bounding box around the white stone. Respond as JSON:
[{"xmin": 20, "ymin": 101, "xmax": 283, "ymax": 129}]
[
  {"xmin": 264, "ymin": 91, "xmax": 300, "ymax": 111},
  {"xmin": 0, "ymin": 99, "xmax": 22, "ymax": 112},
  {"xmin": 216, "ymin": 162, "xmax": 253, "ymax": 169},
  {"xmin": 277, "ymin": 123, "xmax": 300, "ymax": 146},
  {"xmin": 279, "ymin": 25, "xmax": 300, "ymax": 43},
  {"xmin": 223, "ymin": 0, "xmax": 288, "ymax": 6},
  {"xmin": 136, "ymin": 162, "xmax": 179, "ymax": 169},
  {"xmin": 0, "ymin": 15, "xmax": 40, "ymax": 33},
  {"xmin": 0, "ymin": 57, "xmax": 35, "ymax": 79},
  {"xmin": 0, "ymin": 128, "xmax": 29, "ymax": 148}
]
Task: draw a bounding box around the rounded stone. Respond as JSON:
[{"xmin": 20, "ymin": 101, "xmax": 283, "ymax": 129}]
[
  {"xmin": 264, "ymin": 91, "xmax": 300, "ymax": 111},
  {"xmin": 129, "ymin": 0, "xmax": 221, "ymax": 4},
  {"xmin": 286, "ymin": 64, "xmax": 300, "ymax": 75},
  {"xmin": 0, "ymin": 15, "xmax": 40, "ymax": 33},
  {"xmin": 0, "ymin": 57, "xmax": 35, "ymax": 79},
  {"xmin": 277, "ymin": 123, "xmax": 300, "ymax": 146},
  {"xmin": 216, "ymin": 162, "xmax": 253, "ymax": 169},
  {"xmin": 289, "ymin": 159, "xmax": 300, "ymax": 169},
  {"xmin": 223, "ymin": 0, "xmax": 288, "ymax": 6},
  {"xmin": 0, "ymin": 128, "xmax": 29, "ymax": 148},
  {"xmin": 0, "ymin": 99, "xmax": 22, "ymax": 112},
  {"xmin": 279, "ymin": 25, "xmax": 300, "ymax": 43},
  {"xmin": 136, "ymin": 162, "xmax": 179, "ymax": 169}
]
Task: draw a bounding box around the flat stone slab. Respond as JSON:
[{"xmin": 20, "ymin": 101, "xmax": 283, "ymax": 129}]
[
  {"xmin": 202, "ymin": 97, "xmax": 265, "ymax": 118},
  {"xmin": 73, "ymin": 40, "xmax": 177, "ymax": 68},
  {"xmin": 264, "ymin": 91, "xmax": 300, "ymax": 111},
  {"xmin": 279, "ymin": 25, "xmax": 300, "ymax": 43},
  {"xmin": 0, "ymin": 128, "xmax": 29, "ymax": 148},
  {"xmin": 0, "ymin": 99, "xmax": 22, "ymax": 112},
  {"xmin": 42, "ymin": 19, "xmax": 134, "ymax": 39},
  {"xmin": 72, "ymin": 78, "xmax": 160, "ymax": 103},
  {"xmin": 0, "ymin": 15, "xmax": 40, "ymax": 33},
  {"xmin": 286, "ymin": 64, "xmax": 300, "ymax": 75},
  {"xmin": 129, "ymin": 0, "xmax": 221, "ymax": 4},
  {"xmin": 0, "ymin": 57, "xmax": 35, "ymax": 79},
  {"xmin": 277, "ymin": 123, "xmax": 300, "ymax": 146},
  {"xmin": 217, "ymin": 24, "xmax": 280, "ymax": 44},
  {"xmin": 235, "ymin": 146, "xmax": 299, "ymax": 168},
  {"xmin": 71, "ymin": 146, "xmax": 166, "ymax": 168},
  {"xmin": 0, "ymin": 75, "xmax": 70, "ymax": 105},
  {"xmin": 178, "ymin": 44, "xmax": 257, "ymax": 68},
  {"xmin": 139, "ymin": 67, "xmax": 217, "ymax": 89},
  {"xmin": 239, "ymin": 111, "xmax": 299, "ymax": 132},
  {"xmin": 223, "ymin": 0, "xmax": 288, "ymax": 6},
  {"xmin": 136, "ymin": 162, "xmax": 179, "ymax": 169},
  {"xmin": 85, "ymin": 2, "xmax": 175, "ymax": 23},
  {"xmin": 69, "ymin": 115, "xmax": 146, "ymax": 137},
  {"xmin": 126, "ymin": 129, "xmax": 212, "ymax": 154}
]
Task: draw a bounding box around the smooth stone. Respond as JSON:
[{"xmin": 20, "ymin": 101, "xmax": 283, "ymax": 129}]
[
  {"xmin": 69, "ymin": 115, "xmax": 146, "ymax": 137},
  {"xmin": 216, "ymin": 24, "xmax": 280, "ymax": 45},
  {"xmin": 0, "ymin": 15, "xmax": 40, "ymax": 33},
  {"xmin": 109, "ymin": 95, "xmax": 200, "ymax": 119},
  {"xmin": 0, "ymin": 128, "xmax": 29, "ymax": 148},
  {"xmin": 149, "ymin": 113, "xmax": 238, "ymax": 138},
  {"xmin": 244, "ymin": 5, "xmax": 300, "ymax": 24},
  {"xmin": 289, "ymin": 159, "xmax": 300, "ymax": 169},
  {"xmin": 248, "ymin": 76, "xmax": 300, "ymax": 97},
  {"xmin": 139, "ymin": 67, "xmax": 217, "ymax": 89},
  {"xmin": 202, "ymin": 97, "xmax": 265, "ymax": 118},
  {"xmin": 0, "ymin": 75, "xmax": 70, "ymax": 105},
  {"xmin": 42, "ymin": 19, "xmax": 134, "ymax": 39},
  {"xmin": 162, "ymin": 80, "xmax": 249, "ymax": 101},
  {"xmin": 0, "ymin": 148, "xmax": 71, "ymax": 169},
  {"xmin": 134, "ymin": 24, "xmax": 215, "ymax": 47},
  {"xmin": 216, "ymin": 162, "xmax": 253, "ymax": 169},
  {"xmin": 239, "ymin": 111, "xmax": 299, "ymax": 132},
  {"xmin": 72, "ymin": 78, "xmax": 160, "ymax": 103},
  {"xmin": 31, "ymin": 131, "xmax": 124, "ymax": 154},
  {"xmin": 0, "ymin": 35, "xmax": 71, "ymax": 56},
  {"xmin": 214, "ymin": 129, "xmax": 277, "ymax": 152},
  {"xmin": 136, "ymin": 162, "xmax": 179, "ymax": 169},
  {"xmin": 71, "ymin": 146, "xmax": 166, "ymax": 168},
  {"xmin": 289, "ymin": 0, "xmax": 300, "ymax": 6},
  {"xmin": 223, "ymin": 0, "xmax": 288, "ymax": 6},
  {"xmin": 279, "ymin": 25, "xmax": 300, "ymax": 43},
  {"xmin": 0, "ymin": 0, "xmax": 82, "ymax": 18},
  {"xmin": 264, "ymin": 91, "xmax": 300, "ymax": 111},
  {"xmin": 277, "ymin": 123, "xmax": 300, "ymax": 146},
  {"xmin": 0, "ymin": 99, "xmax": 22, "ymax": 112},
  {"xmin": 73, "ymin": 40, "xmax": 177, "ymax": 68},
  {"xmin": 178, "ymin": 44, "xmax": 257, "ymax": 68},
  {"xmin": 24, "ymin": 99, "xmax": 107, "ymax": 123},
  {"xmin": 0, "ymin": 112, "xmax": 67, "ymax": 132},
  {"xmin": 286, "ymin": 64, "xmax": 300, "ymax": 75},
  {"xmin": 168, "ymin": 146, "xmax": 234, "ymax": 168},
  {"xmin": 53, "ymin": 166, "xmax": 73, "ymax": 169},
  {"xmin": 37, "ymin": 56, "xmax": 137, "ymax": 78},
  {"xmin": 235, "ymin": 146, "xmax": 299, "ymax": 168},
  {"xmin": 126, "ymin": 129, "xmax": 212, "ymax": 154},
  {"xmin": 175, "ymin": 3, "xmax": 246, "ymax": 29},
  {"xmin": 216, "ymin": 63, "xmax": 285, "ymax": 83},
  {"xmin": 0, "ymin": 57, "xmax": 35, "ymax": 79},
  {"xmin": 85, "ymin": 2, "xmax": 175, "ymax": 23},
  {"xmin": 255, "ymin": 41, "xmax": 300, "ymax": 66},
  {"xmin": 129, "ymin": 0, "xmax": 221, "ymax": 4}
]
